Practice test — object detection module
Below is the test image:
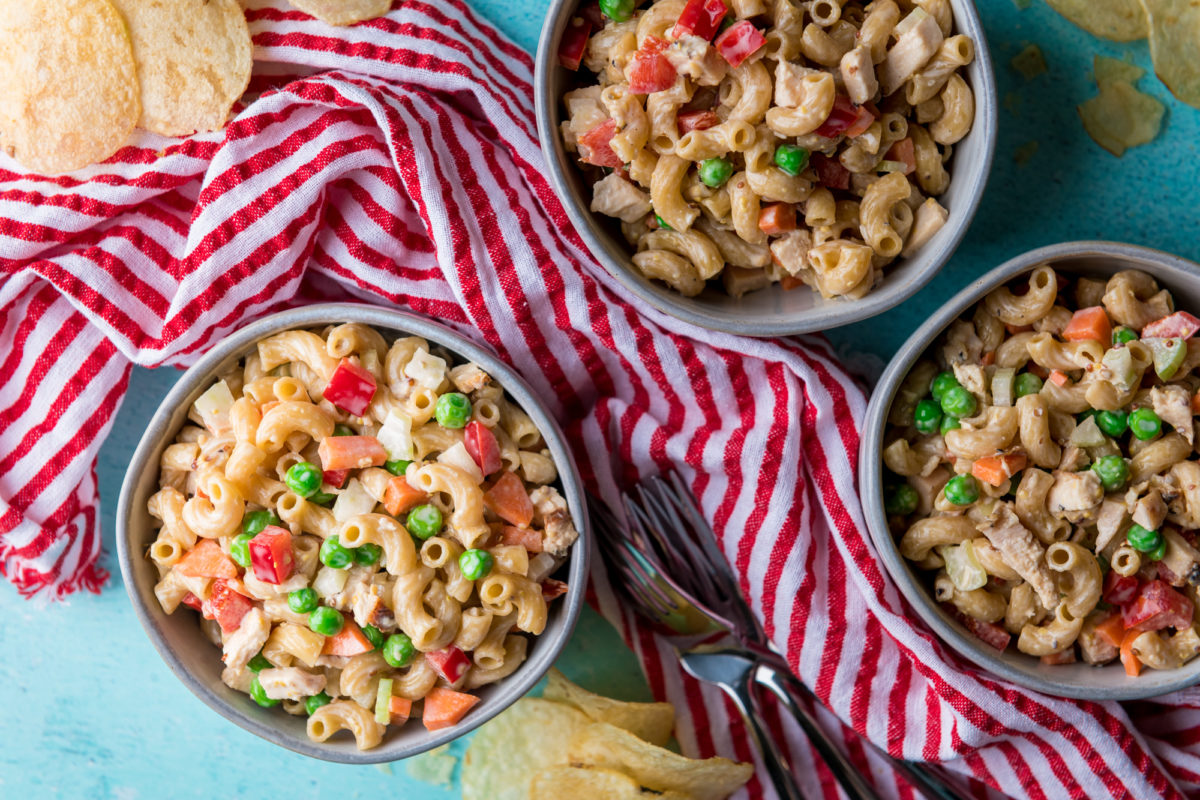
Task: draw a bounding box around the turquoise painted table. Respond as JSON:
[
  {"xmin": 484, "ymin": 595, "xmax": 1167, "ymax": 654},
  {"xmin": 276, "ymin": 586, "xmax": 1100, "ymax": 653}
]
[{"xmin": 4, "ymin": 2, "xmax": 1199, "ymax": 798}]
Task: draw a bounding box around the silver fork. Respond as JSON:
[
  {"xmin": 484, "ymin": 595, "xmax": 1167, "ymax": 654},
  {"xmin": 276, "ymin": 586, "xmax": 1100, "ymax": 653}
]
[{"xmin": 591, "ymin": 473, "xmax": 975, "ymax": 800}]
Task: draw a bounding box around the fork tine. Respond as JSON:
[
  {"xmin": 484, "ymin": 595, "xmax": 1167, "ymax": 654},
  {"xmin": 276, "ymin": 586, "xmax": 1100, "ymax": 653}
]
[
  {"xmin": 638, "ymin": 479, "xmax": 729, "ymax": 601},
  {"xmin": 663, "ymin": 472, "xmax": 737, "ymax": 578}
]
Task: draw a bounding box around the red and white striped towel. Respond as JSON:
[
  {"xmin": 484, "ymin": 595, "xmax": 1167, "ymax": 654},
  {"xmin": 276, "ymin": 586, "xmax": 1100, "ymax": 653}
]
[{"xmin": 2, "ymin": 2, "xmax": 1198, "ymax": 797}]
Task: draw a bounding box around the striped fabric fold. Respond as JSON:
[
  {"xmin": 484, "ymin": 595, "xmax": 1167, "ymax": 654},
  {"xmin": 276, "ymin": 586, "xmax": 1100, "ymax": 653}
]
[{"xmin": 0, "ymin": 2, "xmax": 1195, "ymax": 797}]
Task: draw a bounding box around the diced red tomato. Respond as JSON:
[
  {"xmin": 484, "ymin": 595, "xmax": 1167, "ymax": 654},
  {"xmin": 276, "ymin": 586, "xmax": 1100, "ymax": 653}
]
[
  {"xmin": 176, "ymin": 539, "xmax": 238, "ymax": 580},
  {"xmin": 971, "ymin": 453, "xmax": 1027, "ymax": 487},
  {"xmin": 676, "ymin": 109, "xmax": 720, "ymax": 135},
  {"xmin": 815, "ymin": 95, "xmax": 876, "ymax": 139},
  {"xmin": 1123, "ymin": 580, "xmax": 1194, "ymax": 632},
  {"xmin": 542, "ymin": 578, "xmax": 569, "ymax": 601},
  {"xmin": 318, "ymin": 435, "xmax": 388, "ymax": 470},
  {"xmin": 1120, "ymin": 629, "xmax": 1142, "ymax": 676},
  {"xmin": 557, "ymin": 16, "xmax": 592, "ymax": 71},
  {"xmin": 463, "ymin": 421, "xmax": 503, "ymax": 476},
  {"xmin": 323, "ymin": 468, "xmax": 350, "ymax": 489},
  {"xmin": 1061, "ymin": 306, "xmax": 1112, "ymax": 344},
  {"xmin": 627, "ymin": 36, "xmax": 678, "ymax": 94},
  {"xmin": 1094, "ymin": 613, "xmax": 1126, "ymax": 649},
  {"xmin": 426, "ymin": 646, "xmax": 472, "ymax": 684},
  {"xmin": 578, "ymin": 119, "xmax": 624, "ymax": 168},
  {"xmin": 758, "ymin": 203, "xmax": 796, "ymax": 235},
  {"xmin": 322, "ymin": 621, "xmax": 375, "ymax": 656},
  {"xmin": 208, "ymin": 580, "xmax": 254, "ymax": 635},
  {"xmin": 483, "ymin": 472, "xmax": 534, "ymax": 527},
  {"xmin": 1103, "ymin": 572, "xmax": 1141, "ymax": 606},
  {"xmin": 811, "ymin": 153, "xmax": 850, "ymax": 190},
  {"xmin": 422, "ymin": 687, "xmax": 480, "ymax": 731},
  {"xmin": 670, "ymin": 0, "xmax": 728, "ymax": 40},
  {"xmin": 1048, "ymin": 370, "xmax": 1070, "ymax": 387},
  {"xmin": 181, "ymin": 592, "xmax": 203, "ymax": 612},
  {"xmin": 249, "ymin": 525, "xmax": 294, "ymax": 585},
  {"xmin": 388, "ymin": 695, "xmax": 414, "ymax": 725},
  {"xmin": 883, "ymin": 137, "xmax": 916, "ymax": 175},
  {"xmin": 323, "ymin": 358, "xmax": 377, "ymax": 416},
  {"xmin": 1142, "ymin": 311, "xmax": 1200, "ymax": 340},
  {"xmin": 1158, "ymin": 559, "xmax": 1182, "ymax": 586},
  {"xmin": 500, "ymin": 524, "xmax": 544, "ymax": 553},
  {"xmin": 714, "ymin": 20, "xmax": 765, "ymax": 68},
  {"xmin": 384, "ymin": 476, "xmax": 427, "ymax": 516},
  {"xmin": 1040, "ymin": 649, "xmax": 1077, "ymax": 665}
]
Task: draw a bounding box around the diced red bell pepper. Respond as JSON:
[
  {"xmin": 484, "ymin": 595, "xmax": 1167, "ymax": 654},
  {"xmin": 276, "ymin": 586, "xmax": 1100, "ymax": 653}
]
[
  {"xmin": 463, "ymin": 421, "xmax": 503, "ymax": 476},
  {"xmin": 557, "ymin": 16, "xmax": 592, "ymax": 71},
  {"xmin": 815, "ymin": 95, "xmax": 876, "ymax": 139},
  {"xmin": 384, "ymin": 475, "xmax": 427, "ymax": 516},
  {"xmin": 578, "ymin": 119, "xmax": 624, "ymax": 168},
  {"xmin": 323, "ymin": 358, "xmax": 377, "ymax": 416},
  {"xmin": 181, "ymin": 592, "xmax": 204, "ymax": 612},
  {"xmin": 483, "ymin": 472, "xmax": 535, "ymax": 527},
  {"xmin": 422, "ymin": 687, "xmax": 480, "ymax": 731},
  {"xmin": 883, "ymin": 137, "xmax": 916, "ymax": 175},
  {"xmin": 318, "ymin": 435, "xmax": 388, "ymax": 470},
  {"xmin": 676, "ymin": 109, "xmax": 720, "ymax": 135},
  {"xmin": 426, "ymin": 646, "xmax": 472, "ymax": 684},
  {"xmin": 321, "ymin": 620, "xmax": 375, "ymax": 656},
  {"xmin": 810, "ymin": 153, "xmax": 850, "ymax": 190},
  {"xmin": 1061, "ymin": 306, "xmax": 1112, "ymax": 344},
  {"xmin": 758, "ymin": 202, "xmax": 796, "ymax": 235},
  {"xmin": 207, "ymin": 580, "xmax": 254, "ymax": 634},
  {"xmin": 1123, "ymin": 580, "xmax": 1194, "ymax": 632},
  {"xmin": 627, "ymin": 36, "xmax": 677, "ymax": 94},
  {"xmin": 1103, "ymin": 571, "xmax": 1140, "ymax": 606},
  {"xmin": 175, "ymin": 539, "xmax": 238, "ymax": 580},
  {"xmin": 500, "ymin": 524, "xmax": 544, "ymax": 553},
  {"xmin": 713, "ymin": 20, "xmax": 765, "ymax": 68},
  {"xmin": 1143, "ymin": 311, "xmax": 1200, "ymax": 340},
  {"xmin": 323, "ymin": 468, "xmax": 350, "ymax": 489},
  {"xmin": 388, "ymin": 695, "xmax": 414, "ymax": 725},
  {"xmin": 542, "ymin": 578, "xmax": 569, "ymax": 601},
  {"xmin": 1040, "ymin": 649, "xmax": 1077, "ymax": 665},
  {"xmin": 248, "ymin": 525, "xmax": 294, "ymax": 585},
  {"xmin": 671, "ymin": 0, "xmax": 728, "ymax": 41}
]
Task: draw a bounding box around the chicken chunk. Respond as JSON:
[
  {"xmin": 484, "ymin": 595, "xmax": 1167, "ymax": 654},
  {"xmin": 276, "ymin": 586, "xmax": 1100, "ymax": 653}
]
[
  {"xmin": 1152, "ymin": 385, "xmax": 1194, "ymax": 445},
  {"xmin": 530, "ymin": 485, "xmax": 580, "ymax": 557},
  {"xmin": 591, "ymin": 173, "xmax": 652, "ymax": 224},
  {"xmin": 774, "ymin": 60, "xmax": 817, "ymax": 108},
  {"xmin": 665, "ymin": 35, "xmax": 726, "ymax": 86},
  {"xmin": 879, "ymin": 12, "xmax": 944, "ymax": 95},
  {"xmin": 1133, "ymin": 490, "xmax": 1168, "ymax": 532},
  {"xmin": 768, "ymin": 230, "xmax": 812, "ymax": 278},
  {"xmin": 1047, "ymin": 470, "xmax": 1104, "ymax": 522},
  {"xmin": 839, "ymin": 45, "xmax": 878, "ymax": 105},
  {"xmin": 1078, "ymin": 613, "xmax": 1119, "ymax": 666},
  {"xmin": 981, "ymin": 505, "xmax": 1059, "ymax": 609},
  {"xmin": 257, "ymin": 667, "xmax": 327, "ymax": 701},
  {"xmin": 450, "ymin": 363, "xmax": 491, "ymax": 394},
  {"xmin": 221, "ymin": 665, "xmax": 254, "ymax": 693},
  {"xmin": 222, "ymin": 607, "xmax": 270, "ymax": 671},
  {"xmin": 1094, "ymin": 497, "xmax": 1130, "ymax": 553}
]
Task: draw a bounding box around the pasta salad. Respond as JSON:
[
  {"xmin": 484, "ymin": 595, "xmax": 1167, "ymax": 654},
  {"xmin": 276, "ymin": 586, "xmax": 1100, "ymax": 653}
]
[
  {"xmin": 884, "ymin": 266, "xmax": 1200, "ymax": 676},
  {"xmin": 558, "ymin": 0, "xmax": 975, "ymax": 299},
  {"xmin": 148, "ymin": 324, "xmax": 579, "ymax": 749}
]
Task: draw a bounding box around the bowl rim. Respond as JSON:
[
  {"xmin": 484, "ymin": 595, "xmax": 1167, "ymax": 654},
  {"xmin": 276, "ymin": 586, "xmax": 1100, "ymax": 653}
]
[
  {"xmin": 533, "ymin": 0, "xmax": 998, "ymax": 337},
  {"xmin": 116, "ymin": 303, "xmax": 591, "ymax": 762},
  {"xmin": 859, "ymin": 240, "xmax": 1200, "ymax": 700}
]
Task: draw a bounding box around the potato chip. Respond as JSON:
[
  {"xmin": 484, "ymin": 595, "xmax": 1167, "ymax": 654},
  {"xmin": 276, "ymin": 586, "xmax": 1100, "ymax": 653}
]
[
  {"xmin": 1078, "ymin": 80, "xmax": 1165, "ymax": 157},
  {"xmin": 1141, "ymin": 0, "xmax": 1200, "ymax": 109},
  {"xmin": 461, "ymin": 698, "xmax": 592, "ymax": 800},
  {"xmin": 1046, "ymin": 0, "xmax": 1148, "ymax": 41},
  {"xmin": 530, "ymin": 766, "xmax": 698, "ymax": 799},
  {"xmin": 289, "ymin": 0, "xmax": 392, "ymax": 26},
  {"xmin": 544, "ymin": 669, "xmax": 676, "ymax": 747},
  {"xmin": 0, "ymin": 0, "xmax": 140, "ymax": 174},
  {"xmin": 109, "ymin": 0, "xmax": 252, "ymax": 136},
  {"xmin": 568, "ymin": 721, "xmax": 754, "ymax": 800},
  {"xmin": 1093, "ymin": 55, "xmax": 1145, "ymax": 87}
]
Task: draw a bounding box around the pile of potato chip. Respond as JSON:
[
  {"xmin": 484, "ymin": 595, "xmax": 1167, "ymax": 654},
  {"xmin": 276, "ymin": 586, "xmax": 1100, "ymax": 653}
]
[{"xmin": 463, "ymin": 669, "xmax": 754, "ymax": 800}]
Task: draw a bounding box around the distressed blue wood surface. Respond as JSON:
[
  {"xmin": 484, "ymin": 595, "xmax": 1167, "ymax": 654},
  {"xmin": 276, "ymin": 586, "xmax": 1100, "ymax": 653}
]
[{"xmin": 3, "ymin": 1, "xmax": 1199, "ymax": 798}]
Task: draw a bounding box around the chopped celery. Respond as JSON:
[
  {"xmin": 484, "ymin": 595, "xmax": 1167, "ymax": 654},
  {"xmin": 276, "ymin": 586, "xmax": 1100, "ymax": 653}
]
[
  {"xmin": 1069, "ymin": 415, "xmax": 1105, "ymax": 448},
  {"xmin": 991, "ymin": 367, "xmax": 1016, "ymax": 407},
  {"xmin": 939, "ymin": 541, "xmax": 987, "ymax": 592},
  {"xmin": 193, "ymin": 379, "xmax": 235, "ymax": 434},
  {"xmin": 375, "ymin": 677, "xmax": 394, "ymax": 725},
  {"xmin": 331, "ymin": 477, "xmax": 376, "ymax": 523},
  {"xmin": 1146, "ymin": 337, "xmax": 1186, "ymax": 380},
  {"xmin": 1101, "ymin": 346, "xmax": 1136, "ymax": 392}
]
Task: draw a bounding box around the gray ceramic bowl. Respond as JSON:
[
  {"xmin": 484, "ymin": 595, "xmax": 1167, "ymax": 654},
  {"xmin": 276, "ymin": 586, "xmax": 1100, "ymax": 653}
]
[
  {"xmin": 535, "ymin": 0, "xmax": 997, "ymax": 336},
  {"xmin": 861, "ymin": 241, "xmax": 1200, "ymax": 699},
  {"xmin": 116, "ymin": 304, "xmax": 590, "ymax": 762}
]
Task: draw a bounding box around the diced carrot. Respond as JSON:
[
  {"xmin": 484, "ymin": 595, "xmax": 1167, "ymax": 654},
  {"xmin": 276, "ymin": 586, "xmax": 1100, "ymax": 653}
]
[
  {"xmin": 971, "ymin": 453, "xmax": 1027, "ymax": 487},
  {"xmin": 175, "ymin": 539, "xmax": 238, "ymax": 579},
  {"xmin": 500, "ymin": 525, "xmax": 544, "ymax": 554},
  {"xmin": 1094, "ymin": 613, "xmax": 1126, "ymax": 649},
  {"xmin": 780, "ymin": 275, "xmax": 805, "ymax": 290},
  {"xmin": 981, "ymin": 350, "xmax": 996, "ymax": 366},
  {"xmin": 1040, "ymin": 649, "xmax": 1076, "ymax": 666},
  {"xmin": 758, "ymin": 202, "xmax": 796, "ymax": 235},
  {"xmin": 384, "ymin": 476, "xmax": 427, "ymax": 517},
  {"xmin": 422, "ymin": 687, "xmax": 481, "ymax": 731},
  {"xmin": 1191, "ymin": 390, "xmax": 1200, "ymax": 416},
  {"xmin": 483, "ymin": 472, "xmax": 534, "ymax": 527},
  {"xmin": 318, "ymin": 435, "xmax": 387, "ymax": 471},
  {"xmin": 389, "ymin": 696, "xmax": 413, "ymax": 725},
  {"xmin": 1049, "ymin": 370, "xmax": 1069, "ymax": 387},
  {"xmin": 1061, "ymin": 306, "xmax": 1112, "ymax": 344},
  {"xmin": 1004, "ymin": 323, "xmax": 1033, "ymax": 335},
  {"xmin": 321, "ymin": 621, "xmax": 375, "ymax": 657},
  {"xmin": 883, "ymin": 137, "xmax": 915, "ymax": 175},
  {"xmin": 1120, "ymin": 629, "xmax": 1142, "ymax": 677}
]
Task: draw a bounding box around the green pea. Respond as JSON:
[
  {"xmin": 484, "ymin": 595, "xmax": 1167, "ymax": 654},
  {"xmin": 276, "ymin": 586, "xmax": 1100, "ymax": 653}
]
[
  {"xmin": 243, "ymin": 509, "xmax": 281, "ymax": 537},
  {"xmin": 773, "ymin": 144, "xmax": 810, "ymax": 176},
  {"xmin": 940, "ymin": 386, "xmax": 977, "ymax": 419},
  {"xmin": 459, "ymin": 548, "xmax": 495, "ymax": 581},
  {"xmin": 1096, "ymin": 410, "xmax": 1129, "ymax": 437},
  {"xmin": 288, "ymin": 587, "xmax": 318, "ymax": 614},
  {"xmin": 285, "ymin": 462, "xmax": 323, "ymax": 498},
  {"xmin": 305, "ymin": 692, "xmax": 332, "ymax": 715},
  {"xmin": 930, "ymin": 371, "xmax": 960, "ymax": 402},
  {"xmin": 383, "ymin": 633, "xmax": 415, "ymax": 668},
  {"xmin": 1113, "ymin": 326, "xmax": 1138, "ymax": 345},
  {"xmin": 698, "ymin": 157, "xmax": 733, "ymax": 188},
  {"xmin": 599, "ymin": 0, "xmax": 635, "ymax": 21},
  {"xmin": 944, "ymin": 474, "xmax": 979, "ymax": 506},
  {"xmin": 1091, "ymin": 454, "xmax": 1129, "ymax": 492},
  {"xmin": 940, "ymin": 415, "xmax": 961, "ymax": 435},
  {"xmin": 334, "ymin": 423, "xmax": 356, "ymax": 437},
  {"xmin": 1014, "ymin": 373, "xmax": 1043, "ymax": 398},
  {"xmin": 407, "ymin": 504, "xmax": 443, "ymax": 540},
  {"xmin": 250, "ymin": 676, "xmax": 279, "ymax": 707},
  {"xmin": 230, "ymin": 533, "xmax": 254, "ymax": 568},
  {"xmin": 247, "ymin": 653, "xmax": 272, "ymax": 673},
  {"xmin": 385, "ymin": 459, "xmax": 412, "ymax": 477},
  {"xmin": 435, "ymin": 392, "xmax": 472, "ymax": 429},
  {"xmin": 319, "ymin": 535, "xmax": 354, "ymax": 569},
  {"xmin": 308, "ymin": 606, "xmax": 345, "ymax": 637},
  {"xmin": 309, "ymin": 491, "xmax": 337, "ymax": 506},
  {"xmin": 885, "ymin": 484, "xmax": 919, "ymax": 516},
  {"xmin": 655, "ymin": 214, "xmax": 672, "ymax": 231},
  {"xmin": 355, "ymin": 543, "xmax": 383, "ymax": 566},
  {"xmin": 362, "ymin": 625, "xmax": 385, "ymax": 650},
  {"xmin": 1126, "ymin": 524, "xmax": 1163, "ymax": 554},
  {"xmin": 1129, "ymin": 407, "xmax": 1162, "ymax": 441},
  {"xmin": 913, "ymin": 398, "xmax": 943, "ymax": 434},
  {"xmin": 1148, "ymin": 538, "xmax": 1168, "ymax": 562}
]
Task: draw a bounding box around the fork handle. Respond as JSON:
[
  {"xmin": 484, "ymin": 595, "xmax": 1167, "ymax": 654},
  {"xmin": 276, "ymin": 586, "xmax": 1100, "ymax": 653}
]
[{"xmin": 714, "ymin": 670, "xmax": 810, "ymax": 800}]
